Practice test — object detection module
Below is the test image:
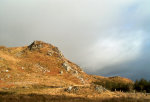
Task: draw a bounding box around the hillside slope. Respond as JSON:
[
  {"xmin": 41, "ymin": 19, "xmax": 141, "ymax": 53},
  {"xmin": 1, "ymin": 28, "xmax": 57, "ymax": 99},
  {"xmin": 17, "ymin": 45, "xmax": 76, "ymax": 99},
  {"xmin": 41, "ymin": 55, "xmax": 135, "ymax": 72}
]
[
  {"xmin": 0, "ymin": 41, "xmax": 133, "ymax": 97},
  {"xmin": 0, "ymin": 41, "xmax": 90, "ymax": 87}
]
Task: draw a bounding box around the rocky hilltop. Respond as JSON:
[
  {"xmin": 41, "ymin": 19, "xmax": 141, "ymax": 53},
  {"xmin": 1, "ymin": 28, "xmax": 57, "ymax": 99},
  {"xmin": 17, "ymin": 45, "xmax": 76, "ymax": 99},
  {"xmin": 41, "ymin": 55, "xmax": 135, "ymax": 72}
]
[{"xmin": 0, "ymin": 41, "xmax": 133, "ymax": 97}]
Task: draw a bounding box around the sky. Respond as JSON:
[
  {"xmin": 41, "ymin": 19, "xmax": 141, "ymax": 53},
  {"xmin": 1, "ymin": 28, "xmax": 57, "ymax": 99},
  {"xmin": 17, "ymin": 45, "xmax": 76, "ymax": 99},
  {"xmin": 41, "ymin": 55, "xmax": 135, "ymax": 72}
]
[{"xmin": 0, "ymin": 0, "xmax": 150, "ymax": 80}]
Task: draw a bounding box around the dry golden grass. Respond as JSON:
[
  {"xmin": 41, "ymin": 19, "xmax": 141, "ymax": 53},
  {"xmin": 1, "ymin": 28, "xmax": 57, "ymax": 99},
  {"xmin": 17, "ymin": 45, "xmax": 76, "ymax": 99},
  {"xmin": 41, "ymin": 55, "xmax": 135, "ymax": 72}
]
[{"xmin": 0, "ymin": 93, "xmax": 150, "ymax": 102}]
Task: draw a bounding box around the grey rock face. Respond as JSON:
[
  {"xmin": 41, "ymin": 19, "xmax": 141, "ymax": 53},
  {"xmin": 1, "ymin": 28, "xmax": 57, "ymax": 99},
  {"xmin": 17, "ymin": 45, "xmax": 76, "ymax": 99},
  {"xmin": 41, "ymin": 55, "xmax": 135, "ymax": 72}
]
[
  {"xmin": 28, "ymin": 41, "xmax": 43, "ymax": 50},
  {"xmin": 68, "ymin": 86, "xmax": 72, "ymax": 91},
  {"xmin": 73, "ymin": 70, "xmax": 78, "ymax": 75},
  {"xmin": 79, "ymin": 77, "xmax": 85, "ymax": 84},
  {"xmin": 47, "ymin": 50, "xmax": 53, "ymax": 56},
  {"xmin": 65, "ymin": 86, "xmax": 73, "ymax": 92},
  {"xmin": 76, "ymin": 76, "xmax": 85, "ymax": 84},
  {"xmin": 62, "ymin": 62, "xmax": 72, "ymax": 71},
  {"xmin": 35, "ymin": 64, "xmax": 50, "ymax": 73},
  {"xmin": 95, "ymin": 85, "xmax": 106, "ymax": 93},
  {"xmin": 52, "ymin": 47, "xmax": 60, "ymax": 53}
]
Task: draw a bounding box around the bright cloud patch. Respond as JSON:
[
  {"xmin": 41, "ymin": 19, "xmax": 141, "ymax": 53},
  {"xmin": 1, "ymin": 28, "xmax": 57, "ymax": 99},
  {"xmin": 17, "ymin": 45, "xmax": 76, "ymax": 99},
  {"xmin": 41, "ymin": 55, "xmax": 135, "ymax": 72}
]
[{"xmin": 81, "ymin": 30, "xmax": 144, "ymax": 71}]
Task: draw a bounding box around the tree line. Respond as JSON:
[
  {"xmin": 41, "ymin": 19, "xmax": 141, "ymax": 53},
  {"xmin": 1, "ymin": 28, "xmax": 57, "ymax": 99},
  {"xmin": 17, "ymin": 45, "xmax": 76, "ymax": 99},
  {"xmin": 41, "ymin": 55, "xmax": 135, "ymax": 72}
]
[
  {"xmin": 94, "ymin": 78, "xmax": 150, "ymax": 93},
  {"xmin": 134, "ymin": 78, "xmax": 150, "ymax": 93}
]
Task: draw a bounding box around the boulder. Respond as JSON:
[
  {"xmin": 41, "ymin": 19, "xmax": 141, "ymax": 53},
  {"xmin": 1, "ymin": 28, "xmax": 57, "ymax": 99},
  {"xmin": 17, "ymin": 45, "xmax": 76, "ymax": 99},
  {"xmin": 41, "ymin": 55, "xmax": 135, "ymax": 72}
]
[
  {"xmin": 52, "ymin": 47, "xmax": 60, "ymax": 53},
  {"xmin": 79, "ymin": 77, "xmax": 85, "ymax": 84},
  {"xmin": 28, "ymin": 41, "xmax": 43, "ymax": 50},
  {"xmin": 73, "ymin": 70, "xmax": 78, "ymax": 75},
  {"xmin": 62, "ymin": 62, "xmax": 71, "ymax": 71},
  {"xmin": 60, "ymin": 70, "xmax": 63, "ymax": 74},
  {"xmin": 77, "ymin": 76, "xmax": 85, "ymax": 84},
  {"xmin": 47, "ymin": 70, "xmax": 50, "ymax": 72},
  {"xmin": 59, "ymin": 53, "xmax": 64, "ymax": 58},
  {"xmin": 95, "ymin": 85, "xmax": 106, "ymax": 93},
  {"xmin": 21, "ymin": 67, "xmax": 24, "ymax": 70},
  {"xmin": 5, "ymin": 70, "xmax": 9, "ymax": 72},
  {"xmin": 35, "ymin": 63, "xmax": 50, "ymax": 73},
  {"xmin": 65, "ymin": 86, "xmax": 72, "ymax": 92},
  {"xmin": 47, "ymin": 50, "xmax": 53, "ymax": 56}
]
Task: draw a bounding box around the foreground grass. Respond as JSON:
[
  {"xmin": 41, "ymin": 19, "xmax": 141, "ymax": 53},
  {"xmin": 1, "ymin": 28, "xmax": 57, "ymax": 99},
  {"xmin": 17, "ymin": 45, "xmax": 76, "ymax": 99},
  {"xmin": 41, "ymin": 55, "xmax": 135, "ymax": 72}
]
[{"xmin": 0, "ymin": 93, "xmax": 150, "ymax": 102}]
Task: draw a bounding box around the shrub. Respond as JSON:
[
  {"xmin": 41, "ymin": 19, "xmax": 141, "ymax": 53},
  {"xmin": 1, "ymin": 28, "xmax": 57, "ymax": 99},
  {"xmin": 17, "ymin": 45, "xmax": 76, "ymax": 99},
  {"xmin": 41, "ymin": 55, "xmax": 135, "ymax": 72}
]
[
  {"xmin": 93, "ymin": 80, "xmax": 133, "ymax": 92},
  {"xmin": 134, "ymin": 78, "xmax": 150, "ymax": 93}
]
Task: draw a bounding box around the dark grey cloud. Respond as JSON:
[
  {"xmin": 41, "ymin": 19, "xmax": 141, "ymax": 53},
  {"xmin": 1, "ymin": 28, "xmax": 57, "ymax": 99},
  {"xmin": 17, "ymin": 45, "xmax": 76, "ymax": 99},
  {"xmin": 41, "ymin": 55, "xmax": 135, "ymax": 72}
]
[
  {"xmin": 0, "ymin": 0, "xmax": 150, "ymax": 80},
  {"xmin": 95, "ymin": 40, "xmax": 150, "ymax": 80}
]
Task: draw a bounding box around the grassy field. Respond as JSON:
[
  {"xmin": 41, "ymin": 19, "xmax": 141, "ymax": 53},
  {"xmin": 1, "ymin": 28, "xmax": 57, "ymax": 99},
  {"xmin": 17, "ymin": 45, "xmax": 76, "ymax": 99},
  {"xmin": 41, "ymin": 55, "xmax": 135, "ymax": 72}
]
[{"xmin": 0, "ymin": 93, "xmax": 150, "ymax": 102}]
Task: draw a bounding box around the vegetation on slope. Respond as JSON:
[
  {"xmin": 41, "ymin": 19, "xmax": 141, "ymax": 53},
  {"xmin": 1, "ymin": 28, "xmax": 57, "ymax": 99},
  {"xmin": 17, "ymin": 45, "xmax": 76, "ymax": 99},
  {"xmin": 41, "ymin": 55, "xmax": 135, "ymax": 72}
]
[
  {"xmin": 93, "ymin": 76, "xmax": 150, "ymax": 93},
  {"xmin": 134, "ymin": 78, "xmax": 150, "ymax": 93},
  {"xmin": 93, "ymin": 76, "xmax": 133, "ymax": 92},
  {"xmin": 0, "ymin": 94, "xmax": 149, "ymax": 102}
]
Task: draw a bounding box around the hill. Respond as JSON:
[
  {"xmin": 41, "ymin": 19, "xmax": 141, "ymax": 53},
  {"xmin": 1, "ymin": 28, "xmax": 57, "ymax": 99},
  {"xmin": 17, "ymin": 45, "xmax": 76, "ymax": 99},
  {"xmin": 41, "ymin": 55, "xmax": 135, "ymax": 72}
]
[
  {"xmin": 0, "ymin": 41, "xmax": 90, "ymax": 87},
  {"xmin": 1, "ymin": 41, "xmax": 146, "ymax": 101}
]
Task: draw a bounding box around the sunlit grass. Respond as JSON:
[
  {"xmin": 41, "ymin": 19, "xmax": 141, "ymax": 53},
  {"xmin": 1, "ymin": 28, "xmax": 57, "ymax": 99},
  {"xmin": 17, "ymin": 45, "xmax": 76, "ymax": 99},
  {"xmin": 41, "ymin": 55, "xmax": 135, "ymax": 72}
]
[{"xmin": 0, "ymin": 94, "xmax": 149, "ymax": 102}]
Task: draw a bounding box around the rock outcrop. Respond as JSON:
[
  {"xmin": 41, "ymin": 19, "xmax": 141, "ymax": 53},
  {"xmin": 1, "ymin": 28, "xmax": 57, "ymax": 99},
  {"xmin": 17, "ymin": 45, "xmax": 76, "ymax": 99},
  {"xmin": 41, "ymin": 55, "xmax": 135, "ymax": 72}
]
[{"xmin": 28, "ymin": 41, "xmax": 44, "ymax": 50}]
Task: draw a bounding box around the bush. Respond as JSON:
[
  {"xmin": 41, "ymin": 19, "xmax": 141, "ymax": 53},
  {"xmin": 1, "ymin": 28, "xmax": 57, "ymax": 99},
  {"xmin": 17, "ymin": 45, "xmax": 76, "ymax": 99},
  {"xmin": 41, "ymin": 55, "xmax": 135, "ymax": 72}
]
[
  {"xmin": 105, "ymin": 81, "xmax": 133, "ymax": 92},
  {"xmin": 93, "ymin": 80, "xmax": 133, "ymax": 92},
  {"xmin": 134, "ymin": 78, "xmax": 150, "ymax": 93}
]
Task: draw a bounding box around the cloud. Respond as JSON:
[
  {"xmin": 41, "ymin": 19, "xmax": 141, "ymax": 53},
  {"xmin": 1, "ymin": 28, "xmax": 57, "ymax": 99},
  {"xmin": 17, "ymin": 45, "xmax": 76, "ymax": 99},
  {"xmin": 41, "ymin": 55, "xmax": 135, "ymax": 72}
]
[
  {"xmin": 82, "ymin": 30, "xmax": 144, "ymax": 70},
  {"xmin": 0, "ymin": 0, "xmax": 150, "ymax": 79},
  {"xmin": 97, "ymin": 41, "xmax": 150, "ymax": 80}
]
